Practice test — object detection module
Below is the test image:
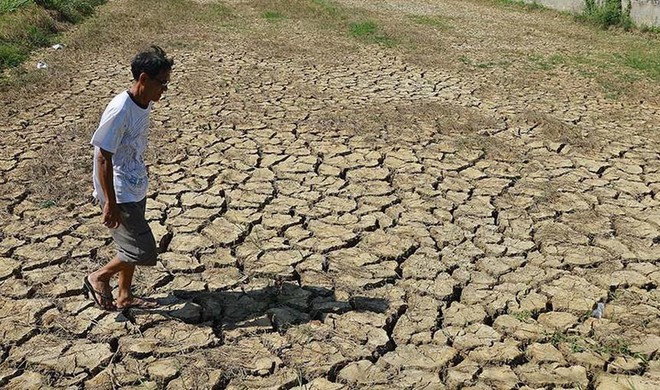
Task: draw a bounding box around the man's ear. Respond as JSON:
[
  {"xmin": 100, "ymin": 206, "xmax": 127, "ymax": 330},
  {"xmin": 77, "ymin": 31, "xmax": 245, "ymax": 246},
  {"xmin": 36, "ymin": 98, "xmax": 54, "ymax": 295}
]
[{"xmin": 138, "ymin": 72, "xmax": 148, "ymax": 84}]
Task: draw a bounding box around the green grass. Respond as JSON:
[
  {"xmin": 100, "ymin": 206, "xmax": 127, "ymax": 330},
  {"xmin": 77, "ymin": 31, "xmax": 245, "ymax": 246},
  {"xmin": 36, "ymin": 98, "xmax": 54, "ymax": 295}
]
[
  {"xmin": 349, "ymin": 21, "xmax": 396, "ymax": 47},
  {"xmin": 0, "ymin": 43, "xmax": 26, "ymax": 68},
  {"xmin": 614, "ymin": 48, "xmax": 660, "ymax": 81},
  {"xmin": 0, "ymin": 0, "xmax": 31, "ymax": 14},
  {"xmin": 262, "ymin": 10, "xmax": 284, "ymax": 21}
]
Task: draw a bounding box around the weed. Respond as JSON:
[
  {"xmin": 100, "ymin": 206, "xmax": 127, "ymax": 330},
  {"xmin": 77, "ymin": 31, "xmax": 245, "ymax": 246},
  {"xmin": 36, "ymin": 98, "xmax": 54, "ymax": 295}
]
[
  {"xmin": 40, "ymin": 200, "xmax": 56, "ymax": 208},
  {"xmin": 548, "ymin": 331, "xmax": 586, "ymax": 353},
  {"xmin": 513, "ymin": 310, "xmax": 532, "ymax": 321},
  {"xmin": 595, "ymin": 337, "xmax": 632, "ymax": 356},
  {"xmin": 349, "ymin": 20, "xmax": 376, "ymax": 36}
]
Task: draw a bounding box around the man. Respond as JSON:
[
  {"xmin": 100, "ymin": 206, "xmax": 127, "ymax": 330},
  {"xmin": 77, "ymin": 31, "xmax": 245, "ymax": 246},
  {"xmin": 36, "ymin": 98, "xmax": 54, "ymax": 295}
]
[{"xmin": 83, "ymin": 45, "xmax": 173, "ymax": 310}]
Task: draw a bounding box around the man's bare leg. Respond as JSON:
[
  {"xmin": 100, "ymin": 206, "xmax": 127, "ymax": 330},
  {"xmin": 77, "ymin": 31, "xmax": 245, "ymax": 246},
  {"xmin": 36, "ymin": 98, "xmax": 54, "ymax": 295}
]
[
  {"xmin": 116, "ymin": 261, "xmax": 135, "ymax": 307},
  {"xmin": 88, "ymin": 255, "xmax": 125, "ymax": 310},
  {"xmin": 115, "ymin": 261, "xmax": 157, "ymax": 309}
]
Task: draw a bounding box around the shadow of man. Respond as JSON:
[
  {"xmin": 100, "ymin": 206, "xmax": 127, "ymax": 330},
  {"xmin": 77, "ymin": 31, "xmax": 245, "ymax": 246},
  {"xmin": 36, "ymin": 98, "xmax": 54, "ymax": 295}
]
[{"xmin": 121, "ymin": 281, "xmax": 390, "ymax": 336}]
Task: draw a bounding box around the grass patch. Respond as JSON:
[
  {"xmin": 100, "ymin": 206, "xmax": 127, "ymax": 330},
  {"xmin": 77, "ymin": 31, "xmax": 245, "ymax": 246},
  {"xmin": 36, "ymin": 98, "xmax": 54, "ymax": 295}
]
[
  {"xmin": 250, "ymin": 1, "xmax": 398, "ymax": 47},
  {"xmin": 349, "ymin": 20, "xmax": 396, "ymax": 47},
  {"xmin": 613, "ymin": 48, "xmax": 660, "ymax": 81},
  {"xmin": 262, "ymin": 10, "xmax": 284, "ymax": 21},
  {"xmin": 527, "ymin": 53, "xmax": 565, "ymax": 71}
]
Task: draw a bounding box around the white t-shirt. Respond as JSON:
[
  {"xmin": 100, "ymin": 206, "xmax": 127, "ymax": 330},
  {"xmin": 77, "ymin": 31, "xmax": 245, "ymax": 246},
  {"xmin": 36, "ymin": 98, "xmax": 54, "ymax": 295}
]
[{"xmin": 91, "ymin": 91, "xmax": 152, "ymax": 204}]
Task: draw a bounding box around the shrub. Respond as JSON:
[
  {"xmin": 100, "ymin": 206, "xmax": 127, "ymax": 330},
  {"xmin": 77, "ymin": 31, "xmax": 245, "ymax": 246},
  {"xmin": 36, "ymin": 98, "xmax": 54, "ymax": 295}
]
[{"xmin": 580, "ymin": 0, "xmax": 633, "ymax": 30}]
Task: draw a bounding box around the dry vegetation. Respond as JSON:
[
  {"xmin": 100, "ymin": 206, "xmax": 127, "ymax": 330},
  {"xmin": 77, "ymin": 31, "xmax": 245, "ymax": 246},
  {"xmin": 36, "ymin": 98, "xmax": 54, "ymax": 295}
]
[{"xmin": 1, "ymin": 0, "xmax": 656, "ymax": 206}]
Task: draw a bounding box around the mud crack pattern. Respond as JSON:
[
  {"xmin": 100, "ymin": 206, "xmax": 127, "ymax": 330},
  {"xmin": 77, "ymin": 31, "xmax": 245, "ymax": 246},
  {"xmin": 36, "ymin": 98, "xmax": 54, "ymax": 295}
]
[{"xmin": 0, "ymin": 0, "xmax": 659, "ymax": 389}]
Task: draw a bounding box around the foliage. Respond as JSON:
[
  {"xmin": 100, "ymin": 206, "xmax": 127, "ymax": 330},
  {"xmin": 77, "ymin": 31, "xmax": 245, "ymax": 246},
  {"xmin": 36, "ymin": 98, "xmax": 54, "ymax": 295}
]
[{"xmin": 578, "ymin": 0, "xmax": 633, "ymax": 30}]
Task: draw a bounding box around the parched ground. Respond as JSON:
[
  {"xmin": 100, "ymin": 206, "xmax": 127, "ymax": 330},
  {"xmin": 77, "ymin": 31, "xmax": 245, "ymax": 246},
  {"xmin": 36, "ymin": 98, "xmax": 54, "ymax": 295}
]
[{"xmin": 0, "ymin": 0, "xmax": 659, "ymax": 388}]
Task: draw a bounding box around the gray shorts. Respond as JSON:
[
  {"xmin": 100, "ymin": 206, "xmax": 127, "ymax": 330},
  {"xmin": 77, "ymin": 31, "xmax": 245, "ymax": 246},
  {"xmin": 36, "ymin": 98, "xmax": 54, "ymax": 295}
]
[{"xmin": 101, "ymin": 198, "xmax": 157, "ymax": 266}]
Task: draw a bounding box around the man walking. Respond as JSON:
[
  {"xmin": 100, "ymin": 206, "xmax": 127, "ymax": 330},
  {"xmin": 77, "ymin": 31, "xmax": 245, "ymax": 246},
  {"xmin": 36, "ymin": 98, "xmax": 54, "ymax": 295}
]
[{"xmin": 84, "ymin": 45, "xmax": 173, "ymax": 310}]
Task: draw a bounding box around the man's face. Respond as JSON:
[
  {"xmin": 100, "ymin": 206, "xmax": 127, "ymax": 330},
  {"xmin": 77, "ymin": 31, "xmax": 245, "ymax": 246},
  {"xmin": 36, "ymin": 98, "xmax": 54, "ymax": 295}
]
[{"xmin": 146, "ymin": 69, "xmax": 171, "ymax": 102}]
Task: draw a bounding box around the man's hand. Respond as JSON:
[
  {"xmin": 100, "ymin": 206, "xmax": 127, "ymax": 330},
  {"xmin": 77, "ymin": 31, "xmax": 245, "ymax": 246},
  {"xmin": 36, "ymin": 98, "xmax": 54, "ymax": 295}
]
[
  {"xmin": 102, "ymin": 202, "xmax": 122, "ymax": 229},
  {"xmin": 97, "ymin": 148, "xmax": 121, "ymax": 228}
]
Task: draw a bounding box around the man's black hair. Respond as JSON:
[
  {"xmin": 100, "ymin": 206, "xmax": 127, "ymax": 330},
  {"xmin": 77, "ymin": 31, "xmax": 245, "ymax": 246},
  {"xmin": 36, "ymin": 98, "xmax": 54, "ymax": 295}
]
[{"xmin": 131, "ymin": 45, "xmax": 174, "ymax": 81}]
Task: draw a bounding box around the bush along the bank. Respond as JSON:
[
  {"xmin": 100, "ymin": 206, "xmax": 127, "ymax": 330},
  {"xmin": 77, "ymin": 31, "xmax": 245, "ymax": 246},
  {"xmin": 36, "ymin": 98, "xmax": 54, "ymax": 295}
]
[
  {"xmin": 579, "ymin": 0, "xmax": 634, "ymax": 30},
  {"xmin": 0, "ymin": 0, "xmax": 106, "ymax": 72}
]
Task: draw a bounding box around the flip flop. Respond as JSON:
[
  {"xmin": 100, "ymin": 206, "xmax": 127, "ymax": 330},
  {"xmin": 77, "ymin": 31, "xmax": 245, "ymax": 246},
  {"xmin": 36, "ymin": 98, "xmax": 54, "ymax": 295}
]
[{"xmin": 82, "ymin": 276, "xmax": 115, "ymax": 310}]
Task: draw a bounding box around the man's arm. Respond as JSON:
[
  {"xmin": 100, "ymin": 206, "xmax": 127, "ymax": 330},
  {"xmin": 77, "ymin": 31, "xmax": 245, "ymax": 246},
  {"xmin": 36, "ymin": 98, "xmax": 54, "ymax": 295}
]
[{"xmin": 98, "ymin": 148, "xmax": 122, "ymax": 228}]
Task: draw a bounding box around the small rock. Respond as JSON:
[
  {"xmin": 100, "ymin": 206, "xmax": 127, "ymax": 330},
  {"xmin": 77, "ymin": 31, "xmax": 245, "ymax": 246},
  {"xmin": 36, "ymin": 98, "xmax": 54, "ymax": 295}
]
[{"xmin": 592, "ymin": 302, "xmax": 605, "ymax": 319}]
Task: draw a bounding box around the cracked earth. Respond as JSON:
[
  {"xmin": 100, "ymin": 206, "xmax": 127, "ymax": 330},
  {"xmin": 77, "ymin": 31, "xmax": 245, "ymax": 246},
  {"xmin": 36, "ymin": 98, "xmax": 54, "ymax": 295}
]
[{"xmin": 0, "ymin": 0, "xmax": 659, "ymax": 389}]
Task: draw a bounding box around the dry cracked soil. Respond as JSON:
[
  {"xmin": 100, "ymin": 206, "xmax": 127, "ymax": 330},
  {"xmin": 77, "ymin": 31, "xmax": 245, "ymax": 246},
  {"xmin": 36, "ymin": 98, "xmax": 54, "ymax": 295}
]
[{"xmin": 0, "ymin": 0, "xmax": 659, "ymax": 389}]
